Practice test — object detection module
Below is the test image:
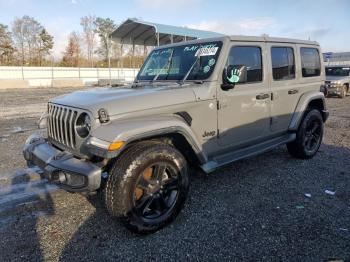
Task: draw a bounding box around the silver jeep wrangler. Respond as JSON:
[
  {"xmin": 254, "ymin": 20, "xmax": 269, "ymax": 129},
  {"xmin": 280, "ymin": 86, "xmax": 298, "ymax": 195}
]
[
  {"xmin": 23, "ymin": 36, "xmax": 329, "ymax": 233},
  {"xmin": 325, "ymin": 66, "xmax": 350, "ymax": 98}
]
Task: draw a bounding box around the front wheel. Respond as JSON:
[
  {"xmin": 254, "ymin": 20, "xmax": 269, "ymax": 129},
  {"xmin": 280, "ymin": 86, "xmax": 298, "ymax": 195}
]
[
  {"xmin": 287, "ymin": 109, "xmax": 324, "ymax": 159},
  {"xmin": 340, "ymin": 85, "xmax": 347, "ymax": 98},
  {"xmin": 105, "ymin": 142, "xmax": 189, "ymax": 234}
]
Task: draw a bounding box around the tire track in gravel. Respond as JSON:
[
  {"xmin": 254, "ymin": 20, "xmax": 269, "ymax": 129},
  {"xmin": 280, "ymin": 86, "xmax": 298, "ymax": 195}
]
[{"xmin": 0, "ymin": 168, "xmax": 59, "ymax": 214}]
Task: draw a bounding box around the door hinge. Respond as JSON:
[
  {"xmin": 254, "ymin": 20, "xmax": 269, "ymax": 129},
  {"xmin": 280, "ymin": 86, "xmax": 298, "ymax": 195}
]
[{"xmin": 216, "ymin": 100, "xmax": 220, "ymax": 110}]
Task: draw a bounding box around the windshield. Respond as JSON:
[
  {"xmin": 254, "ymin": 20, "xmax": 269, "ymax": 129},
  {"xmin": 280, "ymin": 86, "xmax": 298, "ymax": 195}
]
[
  {"xmin": 137, "ymin": 41, "xmax": 223, "ymax": 81},
  {"xmin": 326, "ymin": 67, "xmax": 350, "ymax": 76}
]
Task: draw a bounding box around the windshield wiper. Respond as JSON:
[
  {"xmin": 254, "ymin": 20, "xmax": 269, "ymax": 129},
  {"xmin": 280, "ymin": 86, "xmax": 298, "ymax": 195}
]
[
  {"xmin": 151, "ymin": 49, "xmax": 174, "ymax": 83},
  {"xmin": 180, "ymin": 46, "xmax": 202, "ymax": 85}
]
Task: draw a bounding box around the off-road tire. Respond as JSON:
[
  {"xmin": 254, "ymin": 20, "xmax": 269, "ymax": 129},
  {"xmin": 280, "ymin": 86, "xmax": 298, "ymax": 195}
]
[
  {"xmin": 287, "ymin": 109, "xmax": 324, "ymax": 159},
  {"xmin": 105, "ymin": 141, "xmax": 189, "ymax": 234},
  {"xmin": 340, "ymin": 85, "xmax": 347, "ymax": 98}
]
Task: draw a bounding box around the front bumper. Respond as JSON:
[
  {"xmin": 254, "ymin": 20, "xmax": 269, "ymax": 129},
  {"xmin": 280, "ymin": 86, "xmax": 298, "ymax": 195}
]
[
  {"xmin": 325, "ymin": 84, "xmax": 342, "ymax": 96},
  {"xmin": 23, "ymin": 134, "xmax": 101, "ymax": 192}
]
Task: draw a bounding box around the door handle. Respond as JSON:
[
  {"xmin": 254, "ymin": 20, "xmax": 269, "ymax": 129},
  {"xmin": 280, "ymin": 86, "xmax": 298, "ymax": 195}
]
[
  {"xmin": 288, "ymin": 89, "xmax": 298, "ymax": 95},
  {"xmin": 256, "ymin": 93, "xmax": 270, "ymax": 100}
]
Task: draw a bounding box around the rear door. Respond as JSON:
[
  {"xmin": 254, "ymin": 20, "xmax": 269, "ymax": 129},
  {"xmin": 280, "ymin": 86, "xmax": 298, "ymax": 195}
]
[
  {"xmin": 267, "ymin": 43, "xmax": 300, "ymax": 133},
  {"xmin": 268, "ymin": 44, "xmax": 323, "ymax": 133}
]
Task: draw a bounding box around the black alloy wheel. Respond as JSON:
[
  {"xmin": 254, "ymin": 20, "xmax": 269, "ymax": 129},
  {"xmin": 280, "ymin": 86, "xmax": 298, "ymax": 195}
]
[
  {"xmin": 303, "ymin": 117, "xmax": 322, "ymax": 154},
  {"xmin": 133, "ymin": 162, "xmax": 180, "ymax": 221},
  {"xmin": 287, "ymin": 109, "xmax": 324, "ymax": 159}
]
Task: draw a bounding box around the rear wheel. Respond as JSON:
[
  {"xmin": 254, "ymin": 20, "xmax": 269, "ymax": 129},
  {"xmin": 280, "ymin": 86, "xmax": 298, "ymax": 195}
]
[
  {"xmin": 105, "ymin": 142, "xmax": 189, "ymax": 234},
  {"xmin": 287, "ymin": 109, "xmax": 324, "ymax": 159}
]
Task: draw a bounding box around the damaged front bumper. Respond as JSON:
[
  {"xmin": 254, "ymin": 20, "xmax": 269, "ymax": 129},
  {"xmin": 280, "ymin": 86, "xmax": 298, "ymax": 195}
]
[{"xmin": 23, "ymin": 134, "xmax": 101, "ymax": 192}]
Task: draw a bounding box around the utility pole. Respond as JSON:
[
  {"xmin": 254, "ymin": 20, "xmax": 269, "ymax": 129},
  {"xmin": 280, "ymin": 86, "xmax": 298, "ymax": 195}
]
[
  {"xmin": 51, "ymin": 56, "xmax": 54, "ymax": 87},
  {"xmin": 108, "ymin": 34, "xmax": 112, "ymax": 86}
]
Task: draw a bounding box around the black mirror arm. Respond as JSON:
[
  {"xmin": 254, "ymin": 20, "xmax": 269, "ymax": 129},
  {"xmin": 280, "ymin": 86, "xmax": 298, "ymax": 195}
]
[{"xmin": 221, "ymin": 82, "xmax": 235, "ymax": 91}]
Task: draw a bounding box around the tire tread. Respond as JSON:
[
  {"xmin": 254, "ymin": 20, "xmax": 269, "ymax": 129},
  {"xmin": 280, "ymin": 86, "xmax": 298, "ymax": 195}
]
[
  {"xmin": 287, "ymin": 109, "xmax": 323, "ymax": 159},
  {"xmin": 104, "ymin": 141, "xmax": 188, "ymax": 233}
]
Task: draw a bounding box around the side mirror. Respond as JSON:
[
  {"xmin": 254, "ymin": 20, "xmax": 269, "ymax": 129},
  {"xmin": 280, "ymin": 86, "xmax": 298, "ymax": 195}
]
[{"xmin": 222, "ymin": 65, "xmax": 248, "ymax": 90}]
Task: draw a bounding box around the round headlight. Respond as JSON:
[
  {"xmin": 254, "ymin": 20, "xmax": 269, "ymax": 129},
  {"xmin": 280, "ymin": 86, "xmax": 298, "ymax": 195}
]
[{"xmin": 75, "ymin": 113, "xmax": 91, "ymax": 138}]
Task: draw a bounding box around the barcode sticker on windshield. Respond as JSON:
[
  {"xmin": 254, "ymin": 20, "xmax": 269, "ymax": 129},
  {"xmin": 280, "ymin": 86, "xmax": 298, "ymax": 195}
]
[{"xmin": 195, "ymin": 47, "xmax": 219, "ymax": 57}]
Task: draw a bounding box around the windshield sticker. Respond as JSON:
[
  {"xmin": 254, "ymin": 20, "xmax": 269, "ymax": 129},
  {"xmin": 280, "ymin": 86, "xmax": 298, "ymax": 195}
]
[
  {"xmin": 195, "ymin": 46, "xmax": 219, "ymax": 57},
  {"xmin": 151, "ymin": 49, "xmax": 172, "ymax": 57},
  {"xmin": 184, "ymin": 46, "xmax": 199, "ymax": 52},
  {"xmin": 203, "ymin": 65, "xmax": 211, "ymax": 73},
  {"xmin": 208, "ymin": 58, "xmax": 216, "ymax": 66},
  {"xmin": 184, "ymin": 43, "xmax": 218, "ymax": 53}
]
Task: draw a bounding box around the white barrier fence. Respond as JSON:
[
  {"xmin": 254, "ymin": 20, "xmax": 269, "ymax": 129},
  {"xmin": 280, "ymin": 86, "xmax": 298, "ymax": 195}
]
[
  {"xmin": 0, "ymin": 66, "xmax": 139, "ymax": 87},
  {"xmin": 324, "ymin": 61, "xmax": 350, "ymax": 66}
]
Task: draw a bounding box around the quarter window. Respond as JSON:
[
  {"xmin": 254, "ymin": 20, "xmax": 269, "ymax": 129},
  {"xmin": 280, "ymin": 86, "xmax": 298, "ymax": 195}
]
[
  {"xmin": 271, "ymin": 47, "xmax": 295, "ymax": 80},
  {"xmin": 300, "ymin": 48, "xmax": 321, "ymax": 77},
  {"xmin": 227, "ymin": 46, "xmax": 262, "ymax": 83}
]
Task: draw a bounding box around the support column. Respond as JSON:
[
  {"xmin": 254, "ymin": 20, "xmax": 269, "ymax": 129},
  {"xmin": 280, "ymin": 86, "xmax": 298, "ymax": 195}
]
[
  {"xmin": 120, "ymin": 44, "xmax": 124, "ymax": 69},
  {"xmin": 132, "ymin": 40, "xmax": 135, "ymax": 68},
  {"xmin": 108, "ymin": 35, "xmax": 112, "ymax": 86}
]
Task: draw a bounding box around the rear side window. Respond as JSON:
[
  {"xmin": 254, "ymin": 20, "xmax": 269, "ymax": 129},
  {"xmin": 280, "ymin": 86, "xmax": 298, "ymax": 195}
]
[
  {"xmin": 300, "ymin": 48, "xmax": 321, "ymax": 77},
  {"xmin": 271, "ymin": 47, "xmax": 295, "ymax": 80},
  {"xmin": 227, "ymin": 46, "xmax": 262, "ymax": 83}
]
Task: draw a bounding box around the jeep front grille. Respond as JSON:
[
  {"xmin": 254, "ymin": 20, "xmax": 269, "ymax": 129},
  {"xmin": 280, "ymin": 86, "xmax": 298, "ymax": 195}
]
[{"xmin": 48, "ymin": 104, "xmax": 78, "ymax": 149}]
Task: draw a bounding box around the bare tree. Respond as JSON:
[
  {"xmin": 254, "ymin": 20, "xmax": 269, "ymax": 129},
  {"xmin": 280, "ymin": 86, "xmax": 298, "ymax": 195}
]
[
  {"xmin": 11, "ymin": 17, "xmax": 26, "ymax": 65},
  {"xmin": 80, "ymin": 15, "xmax": 96, "ymax": 67},
  {"xmin": 11, "ymin": 16, "xmax": 53, "ymax": 66}
]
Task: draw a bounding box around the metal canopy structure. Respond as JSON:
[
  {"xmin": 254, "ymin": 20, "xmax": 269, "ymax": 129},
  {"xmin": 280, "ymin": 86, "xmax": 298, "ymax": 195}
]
[
  {"xmin": 111, "ymin": 18, "xmax": 224, "ymax": 46},
  {"xmin": 323, "ymin": 52, "xmax": 350, "ymax": 66}
]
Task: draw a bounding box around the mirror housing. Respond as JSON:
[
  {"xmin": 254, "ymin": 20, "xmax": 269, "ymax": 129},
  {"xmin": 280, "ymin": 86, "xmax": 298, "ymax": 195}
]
[{"xmin": 221, "ymin": 65, "xmax": 248, "ymax": 90}]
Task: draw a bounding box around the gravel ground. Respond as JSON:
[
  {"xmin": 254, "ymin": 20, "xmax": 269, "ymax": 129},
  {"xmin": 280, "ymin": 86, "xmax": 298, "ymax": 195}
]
[{"xmin": 0, "ymin": 87, "xmax": 349, "ymax": 262}]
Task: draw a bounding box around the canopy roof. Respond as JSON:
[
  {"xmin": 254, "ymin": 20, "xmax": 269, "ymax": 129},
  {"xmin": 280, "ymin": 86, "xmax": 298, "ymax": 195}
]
[
  {"xmin": 323, "ymin": 52, "xmax": 350, "ymax": 62},
  {"xmin": 111, "ymin": 18, "xmax": 224, "ymax": 46}
]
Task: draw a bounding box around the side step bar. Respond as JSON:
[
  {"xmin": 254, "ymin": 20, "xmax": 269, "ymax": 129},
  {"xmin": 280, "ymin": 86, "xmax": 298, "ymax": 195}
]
[{"xmin": 201, "ymin": 133, "xmax": 296, "ymax": 173}]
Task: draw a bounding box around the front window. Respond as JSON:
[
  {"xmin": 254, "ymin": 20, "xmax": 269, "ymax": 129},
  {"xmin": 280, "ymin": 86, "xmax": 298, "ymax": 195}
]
[
  {"xmin": 226, "ymin": 46, "xmax": 263, "ymax": 83},
  {"xmin": 137, "ymin": 41, "xmax": 223, "ymax": 81},
  {"xmin": 326, "ymin": 67, "xmax": 350, "ymax": 77}
]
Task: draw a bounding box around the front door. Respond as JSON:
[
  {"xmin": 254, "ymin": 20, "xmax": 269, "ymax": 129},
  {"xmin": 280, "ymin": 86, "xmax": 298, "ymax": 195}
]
[{"xmin": 217, "ymin": 43, "xmax": 272, "ymax": 147}]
